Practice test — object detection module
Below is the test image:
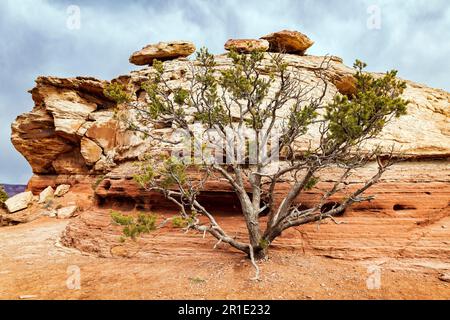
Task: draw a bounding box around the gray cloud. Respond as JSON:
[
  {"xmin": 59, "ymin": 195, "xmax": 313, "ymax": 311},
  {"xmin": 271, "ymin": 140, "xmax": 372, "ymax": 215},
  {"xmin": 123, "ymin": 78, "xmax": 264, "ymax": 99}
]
[{"xmin": 0, "ymin": 0, "xmax": 449, "ymax": 184}]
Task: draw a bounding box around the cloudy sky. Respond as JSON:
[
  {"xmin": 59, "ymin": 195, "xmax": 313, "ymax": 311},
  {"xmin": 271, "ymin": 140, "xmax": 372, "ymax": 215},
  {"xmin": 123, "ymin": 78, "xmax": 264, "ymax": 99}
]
[{"xmin": 0, "ymin": 0, "xmax": 449, "ymax": 184}]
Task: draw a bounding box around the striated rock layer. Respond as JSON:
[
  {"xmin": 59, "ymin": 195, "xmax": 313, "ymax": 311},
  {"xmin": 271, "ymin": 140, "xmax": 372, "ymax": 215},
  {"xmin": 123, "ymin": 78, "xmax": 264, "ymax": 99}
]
[{"xmin": 11, "ymin": 50, "xmax": 450, "ymax": 260}]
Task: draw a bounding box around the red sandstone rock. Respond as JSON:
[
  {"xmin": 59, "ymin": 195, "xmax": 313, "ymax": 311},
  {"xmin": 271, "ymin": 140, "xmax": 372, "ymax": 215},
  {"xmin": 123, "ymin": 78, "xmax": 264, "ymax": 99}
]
[
  {"xmin": 261, "ymin": 30, "xmax": 314, "ymax": 54},
  {"xmin": 333, "ymin": 75, "xmax": 357, "ymax": 96},
  {"xmin": 129, "ymin": 41, "xmax": 196, "ymax": 66},
  {"xmin": 85, "ymin": 118, "xmax": 118, "ymax": 151}
]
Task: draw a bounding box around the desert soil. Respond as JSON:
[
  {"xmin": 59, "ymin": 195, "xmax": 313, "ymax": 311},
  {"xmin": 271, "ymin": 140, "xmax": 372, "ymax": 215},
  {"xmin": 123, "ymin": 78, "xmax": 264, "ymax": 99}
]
[{"xmin": 1, "ymin": 216, "xmax": 450, "ymax": 300}]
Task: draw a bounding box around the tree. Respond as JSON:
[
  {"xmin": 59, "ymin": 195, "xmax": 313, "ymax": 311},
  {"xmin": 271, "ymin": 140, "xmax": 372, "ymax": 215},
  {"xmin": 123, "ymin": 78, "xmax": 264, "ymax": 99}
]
[
  {"xmin": 106, "ymin": 49, "xmax": 408, "ymax": 278},
  {"xmin": 0, "ymin": 185, "xmax": 8, "ymax": 207}
]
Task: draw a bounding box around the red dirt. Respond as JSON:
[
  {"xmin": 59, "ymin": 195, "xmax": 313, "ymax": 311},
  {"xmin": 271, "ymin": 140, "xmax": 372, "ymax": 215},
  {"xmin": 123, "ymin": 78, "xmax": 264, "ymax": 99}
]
[{"xmin": 1, "ymin": 215, "xmax": 450, "ymax": 300}]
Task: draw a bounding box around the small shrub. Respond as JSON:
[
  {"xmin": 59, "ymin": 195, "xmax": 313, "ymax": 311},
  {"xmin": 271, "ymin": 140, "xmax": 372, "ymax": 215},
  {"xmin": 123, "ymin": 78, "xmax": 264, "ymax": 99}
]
[
  {"xmin": 111, "ymin": 211, "xmax": 157, "ymax": 240},
  {"xmin": 111, "ymin": 210, "xmax": 134, "ymax": 226},
  {"xmin": 92, "ymin": 175, "xmax": 105, "ymax": 191},
  {"xmin": 172, "ymin": 215, "xmax": 188, "ymax": 228},
  {"xmin": 172, "ymin": 214, "xmax": 196, "ymax": 228},
  {"xmin": 135, "ymin": 213, "xmax": 157, "ymax": 233},
  {"xmin": 104, "ymin": 82, "xmax": 132, "ymax": 104},
  {"xmin": 259, "ymin": 238, "xmax": 270, "ymax": 249}
]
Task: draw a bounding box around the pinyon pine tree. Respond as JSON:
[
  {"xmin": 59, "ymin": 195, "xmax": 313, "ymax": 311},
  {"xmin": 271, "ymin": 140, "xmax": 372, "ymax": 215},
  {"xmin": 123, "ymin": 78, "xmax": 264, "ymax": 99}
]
[{"xmin": 106, "ymin": 49, "xmax": 408, "ymax": 279}]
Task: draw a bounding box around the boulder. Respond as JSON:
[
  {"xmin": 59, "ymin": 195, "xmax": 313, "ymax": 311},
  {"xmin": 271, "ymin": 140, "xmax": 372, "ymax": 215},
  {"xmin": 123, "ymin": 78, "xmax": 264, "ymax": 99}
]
[
  {"xmin": 261, "ymin": 30, "xmax": 314, "ymax": 54},
  {"xmin": 0, "ymin": 208, "xmax": 43, "ymax": 224},
  {"xmin": 54, "ymin": 184, "xmax": 71, "ymax": 197},
  {"xmin": 129, "ymin": 41, "xmax": 196, "ymax": 66},
  {"xmin": 224, "ymin": 39, "xmax": 270, "ymax": 53},
  {"xmin": 80, "ymin": 137, "xmax": 103, "ymax": 165},
  {"xmin": 38, "ymin": 186, "xmax": 54, "ymax": 204},
  {"xmin": 334, "ymin": 75, "xmax": 357, "ymax": 96},
  {"xmin": 5, "ymin": 191, "xmax": 34, "ymax": 213},
  {"xmin": 57, "ymin": 206, "xmax": 78, "ymax": 219}
]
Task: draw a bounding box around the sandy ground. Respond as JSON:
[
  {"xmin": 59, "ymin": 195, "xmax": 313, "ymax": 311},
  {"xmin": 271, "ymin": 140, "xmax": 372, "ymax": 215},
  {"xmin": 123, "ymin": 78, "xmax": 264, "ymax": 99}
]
[{"xmin": 1, "ymin": 217, "xmax": 450, "ymax": 300}]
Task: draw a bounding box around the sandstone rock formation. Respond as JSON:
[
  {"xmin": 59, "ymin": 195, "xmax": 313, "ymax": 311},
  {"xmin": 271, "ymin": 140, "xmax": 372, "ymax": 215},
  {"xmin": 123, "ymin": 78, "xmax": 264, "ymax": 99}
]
[
  {"xmin": 333, "ymin": 74, "xmax": 357, "ymax": 97},
  {"xmin": 12, "ymin": 53, "xmax": 449, "ymax": 179},
  {"xmin": 261, "ymin": 30, "xmax": 314, "ymax": 54},
  {"xmin": 129, "ymin": 41, "xmax": 196, "ymax": 66},
  {"xmin": 80, "ymin": 137, "xmax": 103, "ymax": 165},
  {"xmin": 38, "ymin": 186, "xmax": 54, "ymax": 204},
  {"xmin": 0, "ymin": 207, "xmax": 42, "ymax": 225},
  {"xmin": 9, "ymin": 32, "xmax": 450, "ymax": 261},
  {"xmin": 11, "ymin": 76, "xmax": 113, "ymax": 174},
  {"xmin": 5, "ymin": 191, "xmax": 33, "ymax": 213},
  {"xmin": 57, "ymin": 206, "xmax": 78, "ymax": 219},
  {"xmin": 224, "ymin": 39, "xmax": 270, "ymax": 53},
  {"xmin": 54, "ymin": 184, "xmax": 70, "ymax": 197}
]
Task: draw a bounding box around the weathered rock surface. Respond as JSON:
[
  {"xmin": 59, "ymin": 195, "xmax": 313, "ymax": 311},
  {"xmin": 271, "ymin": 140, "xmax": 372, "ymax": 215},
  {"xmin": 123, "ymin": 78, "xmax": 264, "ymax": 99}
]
[
  {"xmin": 224, "ymin": 39, "xmax": 270, "ymax": 53},
  {"xmin": 12, "ymin": 53, "xmax": 449, "ymax": 176},
  {"xmin": 57, "ymin": 206, "xmax": 78, "ymax": 219},
  {"xmin": 5, "ymin": 192, "xmax": 34, "ymax": 213},
  {"xmin": 261, "ymin": 30, "xmax": 314, "ymax": 54},
  {"xmin": 61, "ymin": 160, "xmax": 450, "ymax": 261},
  {"xmin": 0, "ymin": 207, "xmax": 42, "ymax": 225},
  {"xmin": 54, "ymin": 184, "xmax": 70, "ymax": 197},
  {"xmin": 38, "ymin": 186, "xmax": 54, "ymax": 204},
  {"xmin": 129, "ymin": 41, "xmax": 196, "ymax": 66},
  {"xmin": 11, "ymin": 76, "xmax": 113, "ymax": 174},
  {"xmin": 80, "ymin": 137, "xmax": 103, "ymax": 165},
  {"xmin": 333, "ymin": 74, "xmax": 357, "ymax": 97}
]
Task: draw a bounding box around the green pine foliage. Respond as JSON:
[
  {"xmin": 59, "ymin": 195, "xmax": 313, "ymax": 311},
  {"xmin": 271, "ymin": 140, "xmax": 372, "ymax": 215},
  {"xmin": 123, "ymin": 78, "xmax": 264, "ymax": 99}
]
[
  {"xmin": 111, "ymin": 211, "xmax": 157, "ymax": 240},
  {"xmin": 133, "ymin": 156, "xmax": 187, "ymax": 190},
  {"xmin": 171, "ymin": 215, "xmax": 195, "ymax": 228},
  {"xmin": 104, "ymin": 82, "xmax": 132, "ymax": 104},
  {"xmin": 0, "ymin": 185, "xmax": 8, "ymax": 206},
  {"xmin": 304, "ymin": 176, "xmax": 319, "ymax": 191},
  {"xmin": 325, "ymin": 60, "xmax": 408, "ymax": 148}
]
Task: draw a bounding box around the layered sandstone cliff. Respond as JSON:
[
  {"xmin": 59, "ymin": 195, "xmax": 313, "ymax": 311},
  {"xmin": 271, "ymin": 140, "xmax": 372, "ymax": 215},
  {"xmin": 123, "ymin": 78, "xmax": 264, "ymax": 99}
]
[{"xmin": 10, "ymin": 31, "xmax": 450, "ymax": 260}]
